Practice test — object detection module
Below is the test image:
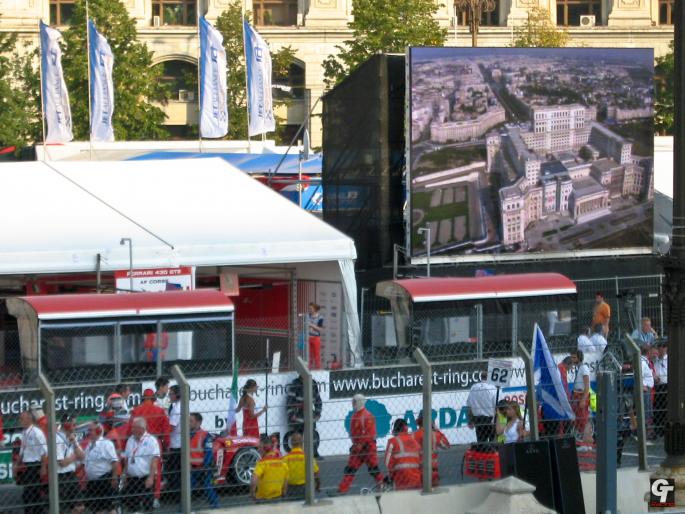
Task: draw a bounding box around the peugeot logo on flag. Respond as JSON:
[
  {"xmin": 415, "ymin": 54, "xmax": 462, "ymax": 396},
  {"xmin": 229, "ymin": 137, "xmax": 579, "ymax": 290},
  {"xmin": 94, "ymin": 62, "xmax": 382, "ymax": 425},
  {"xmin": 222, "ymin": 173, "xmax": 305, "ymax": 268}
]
[
  {"xmin": 50, "ymin": 48, "xmax": 58, "ymax": 66},
  {"xmin": 255, "ymin": 47, "xmax": 263, "ymax": 63},
  {"xmin": 211, "ymin": 47, "xmax": 218, "ymax": 62}
]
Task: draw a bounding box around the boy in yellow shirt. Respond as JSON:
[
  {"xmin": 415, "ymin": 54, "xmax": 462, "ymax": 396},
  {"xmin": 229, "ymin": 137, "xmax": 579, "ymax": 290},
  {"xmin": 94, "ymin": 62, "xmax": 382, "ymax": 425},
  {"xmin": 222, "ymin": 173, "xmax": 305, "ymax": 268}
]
[
  {"xmin": 251, "ymin": 435, "xmax": 289, "ymax": 501},
  {"xmin": 283, "ymin": 432, "xmax": 320, "ymax": 498}
]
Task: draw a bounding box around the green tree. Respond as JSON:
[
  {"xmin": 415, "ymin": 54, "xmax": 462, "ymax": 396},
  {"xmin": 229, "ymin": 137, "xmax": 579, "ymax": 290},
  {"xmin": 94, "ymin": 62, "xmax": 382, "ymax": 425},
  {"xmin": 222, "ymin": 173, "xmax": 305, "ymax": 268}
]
[
  {"xmin": 322, "ymin": 0, "xmax": 447, "ymax": 88},
  {"xmin": 655, "ymin": 41, "xmax": 674, "ymax": 135},
  {"xmin": 0, "ymin": 26, "xmax": 42, "ymax": 151},
  {"xmin": 212, "ymin": 1, "xmax": 296, "ymax": 141},
  {"xmin": 61, "ymin": 0, "xmax": 169, "ymax": 140},
  {"xmin": 511, "ymin": 8, "xmax": 569, "ymax": 48}
]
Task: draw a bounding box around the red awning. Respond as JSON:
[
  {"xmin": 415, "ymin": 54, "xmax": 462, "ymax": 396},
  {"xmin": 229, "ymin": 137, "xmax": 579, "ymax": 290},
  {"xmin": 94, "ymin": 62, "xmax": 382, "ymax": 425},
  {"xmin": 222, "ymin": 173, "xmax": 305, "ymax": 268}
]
[
  {"xmin": 16, "ymin": 290, "xmax": 234, "ymax": 320},
  {"xmin": 378, "ymin": 273, "xmax": 576, "ymax": 303}
]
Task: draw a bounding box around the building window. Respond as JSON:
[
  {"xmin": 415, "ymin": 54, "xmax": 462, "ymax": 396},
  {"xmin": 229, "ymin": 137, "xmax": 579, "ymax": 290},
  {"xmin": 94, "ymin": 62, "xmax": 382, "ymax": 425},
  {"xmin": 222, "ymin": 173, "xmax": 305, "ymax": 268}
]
[
  {"xmin": 50, "ymin": 0, "xmax": 75, "ymax": 26},
  {"xmin": 253, "ymin": 0, "xmax": 298, "ymax": 26},
  {"xmin": 455, "ymin": 1, "xmax": 501, "ymax": 27},
  {"xmin": 556, "ymin": 0, "xmax": 601, "ymax": 25},
  {"xmin": 152, "ymin": 0, "xmax": 196, "ymax": 26},
  {"xmin": 659, "ymin": 0, "xmax": 674, "ymax": 24},
  {"xmin": 156, "ymin": 60, "xmax": 198, "ymax": 101}
]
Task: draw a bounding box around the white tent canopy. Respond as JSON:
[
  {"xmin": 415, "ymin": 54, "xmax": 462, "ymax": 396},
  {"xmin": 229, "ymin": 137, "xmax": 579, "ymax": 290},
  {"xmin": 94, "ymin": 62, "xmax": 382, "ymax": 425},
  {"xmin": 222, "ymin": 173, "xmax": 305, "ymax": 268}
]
[{"xmin": 0, "ymin": 158, "xmax": 361, "ymax": 363}]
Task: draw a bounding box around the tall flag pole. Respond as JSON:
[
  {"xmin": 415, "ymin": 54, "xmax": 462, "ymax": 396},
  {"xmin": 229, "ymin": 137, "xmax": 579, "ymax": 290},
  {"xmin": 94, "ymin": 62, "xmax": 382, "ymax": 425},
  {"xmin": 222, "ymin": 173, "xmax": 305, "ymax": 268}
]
[
  {"xmin": 88, "ymin": 17, "xmax": 115, "ymax": 143},
  {"xmin": 39, "ymin": 20, "xmax": 73, "ymax": 151},
  {"xmin": 243, "ymin": 19, "xmax": 275, "ymax": 139},
  {"xmin": 85, "ymin": 1, "xmax": 93, "ymax": 159},
  {"xmin": 198, "ymin": 16, "xmax": 228, "ymax": 139},
  {"xmin": 195, "ymin": 0, "xmax": 202, "ymax": 152}
]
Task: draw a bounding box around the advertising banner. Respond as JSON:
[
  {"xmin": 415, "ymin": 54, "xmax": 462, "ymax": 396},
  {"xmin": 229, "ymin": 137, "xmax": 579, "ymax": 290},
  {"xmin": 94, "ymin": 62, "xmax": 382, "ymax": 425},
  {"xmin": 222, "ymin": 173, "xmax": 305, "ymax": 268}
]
[
  {"xmin": 0, "ymin": 351, "xmax": 606, "ymax": 483},
  {"xmin": 114, "ymin": 266, "xmax": 194, "ymax": 292},
  {"xmin": 407, "ymin": 48, "xmax": 654, "ymax": 259}
]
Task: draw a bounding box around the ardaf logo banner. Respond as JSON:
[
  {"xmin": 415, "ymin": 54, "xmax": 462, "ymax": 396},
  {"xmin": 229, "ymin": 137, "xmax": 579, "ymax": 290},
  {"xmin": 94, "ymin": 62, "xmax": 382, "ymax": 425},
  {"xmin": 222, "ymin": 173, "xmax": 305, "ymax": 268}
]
[{"xmin": 649, "ymin": 478, "xmax": 675, "ymax": 507}]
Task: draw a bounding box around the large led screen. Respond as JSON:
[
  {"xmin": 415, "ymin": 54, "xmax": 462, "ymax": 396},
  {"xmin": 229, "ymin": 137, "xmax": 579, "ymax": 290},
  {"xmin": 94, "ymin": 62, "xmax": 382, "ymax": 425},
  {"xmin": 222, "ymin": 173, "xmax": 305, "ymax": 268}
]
[{"xmin": 408, "ymin": 47, "xmax": 655, "ymax": 258}]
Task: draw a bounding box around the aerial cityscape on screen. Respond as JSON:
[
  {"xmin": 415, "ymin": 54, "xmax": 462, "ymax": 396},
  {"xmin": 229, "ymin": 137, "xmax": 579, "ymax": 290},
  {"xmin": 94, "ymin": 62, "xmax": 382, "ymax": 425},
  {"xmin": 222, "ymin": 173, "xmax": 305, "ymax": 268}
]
[{"xmin": 409, "ymin": 48, "xmax": 655, "ymax": 257}]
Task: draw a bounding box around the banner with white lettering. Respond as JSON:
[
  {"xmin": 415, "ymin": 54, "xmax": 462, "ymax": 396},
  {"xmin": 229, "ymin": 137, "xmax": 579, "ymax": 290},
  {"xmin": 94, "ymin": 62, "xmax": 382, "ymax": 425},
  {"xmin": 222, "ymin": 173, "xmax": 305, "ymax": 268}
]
[
  {"xmin": 243, "ymin": 19, "xmax": 275, "ymax": 136},
  {"xmin": 88, "ymin": 19, "xmax": 114, "ymax": 142},
  {"xmin": 39, "ymin": 21, "xmax": 73, "ymax": 143},
  {"xmin": 199, "ymin": 16, "xmax": 228, "ymax": 138}
]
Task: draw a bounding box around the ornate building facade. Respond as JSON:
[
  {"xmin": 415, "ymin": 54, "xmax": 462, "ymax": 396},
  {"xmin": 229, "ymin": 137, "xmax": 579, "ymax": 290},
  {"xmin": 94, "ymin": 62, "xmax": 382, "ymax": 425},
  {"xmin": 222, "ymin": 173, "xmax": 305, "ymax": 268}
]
[{"xmin": 0, "ymin": 0, "xmax": 674, "ymax": 146}]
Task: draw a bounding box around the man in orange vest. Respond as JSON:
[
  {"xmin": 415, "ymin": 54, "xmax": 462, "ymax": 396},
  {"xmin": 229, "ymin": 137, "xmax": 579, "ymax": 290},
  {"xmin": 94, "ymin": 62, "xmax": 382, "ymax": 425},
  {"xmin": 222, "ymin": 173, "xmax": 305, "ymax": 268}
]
[
  {"xmin": 385, "ymin": 419, "xmax": 422, "ymax": 490},
  {"xmin": 337, "ymin": 394, "xmax": 384, "ymax": 494},
  {"xmin": 189, "ymin": 412, "xmax": 219, "ymax": 508},
  {"xmin": 413, "ymin": 411, "xmax": 450, "ymax": 486}
]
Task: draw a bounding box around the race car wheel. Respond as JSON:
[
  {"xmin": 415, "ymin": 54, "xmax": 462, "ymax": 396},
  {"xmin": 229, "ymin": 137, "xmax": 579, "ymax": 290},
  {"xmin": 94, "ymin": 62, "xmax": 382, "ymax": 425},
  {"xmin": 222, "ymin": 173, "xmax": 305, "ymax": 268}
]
[{"xmin": 230, "ymin": 447, "xmax": 260, "ymax": 486}]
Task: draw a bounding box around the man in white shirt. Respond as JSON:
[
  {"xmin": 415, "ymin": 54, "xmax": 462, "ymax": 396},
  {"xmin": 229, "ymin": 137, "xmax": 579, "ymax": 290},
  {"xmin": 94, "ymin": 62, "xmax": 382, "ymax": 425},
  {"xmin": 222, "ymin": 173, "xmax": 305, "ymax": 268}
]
[
  {"xmin": 56, "ymin": 413, "xmax": 85, "ymax": 514},
  {"xmin": 466, "ymin": 372, "xmax": 498, "ymax": 442},
  {"xmin": 122, "ymin": 417, "xmax": 160, "ymax": 513},
  {"xmin": 640, "ymin": 346, "xmax": 656, "ymax": 440},
  {"xmin": 571, "ymin": 350, "xmax": 591, "ymax": 442},
  {"xmin": 589, "ymin": 325, "xmax": 608, "ymax": 354},
  {"xmin": 155, "ymin": 377, "xmax": 171, "ymax": 411},
  {"xmin": 84, "ymin": 421, "xmax": 119, "ymax": 514},
  {"xmin": 654, "ymin": 342, "xmax": 668, "ymax": 437},
  {"xmin": 577, "ymin": 334, "xmax": 594, "ymax": 354},
  {"xmin": 165, "ymin": 385, "xmax": 182, "ymax": 502},
  {"xmin": 16, "ymin": 410, "xmax": 47, "ymax": 514}
]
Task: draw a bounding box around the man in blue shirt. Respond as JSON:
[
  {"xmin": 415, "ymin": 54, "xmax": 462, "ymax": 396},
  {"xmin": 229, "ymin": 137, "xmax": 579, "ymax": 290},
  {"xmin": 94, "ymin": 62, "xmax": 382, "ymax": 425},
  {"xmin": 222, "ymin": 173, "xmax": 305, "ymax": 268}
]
[{"xmin": 631, "ymin": 317, "xmax": 657, "ymax": 346}]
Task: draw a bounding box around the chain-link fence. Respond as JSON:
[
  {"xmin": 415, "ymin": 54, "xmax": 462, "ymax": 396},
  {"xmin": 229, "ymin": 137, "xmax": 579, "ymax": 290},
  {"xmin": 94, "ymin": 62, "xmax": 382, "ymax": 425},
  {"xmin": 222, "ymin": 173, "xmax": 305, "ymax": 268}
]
[
  {"xmin": 360, "ymin": 274, "xmax": 665, "ymax": 366},
  {"xmin": 0, "ymin": 341, "xmax": 652, "ymax": 513}
]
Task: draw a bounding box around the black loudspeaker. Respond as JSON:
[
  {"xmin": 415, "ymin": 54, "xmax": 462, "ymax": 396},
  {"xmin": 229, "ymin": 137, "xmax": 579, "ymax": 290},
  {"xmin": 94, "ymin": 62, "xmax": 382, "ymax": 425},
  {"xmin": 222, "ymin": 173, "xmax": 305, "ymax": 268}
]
[
  {"xmin": 549, "ymin": 436, "xmax": 585, "ymax": 514},
  {"xmin": 498, "ymin": 440, "xmax": 556, "ymax": 511}
]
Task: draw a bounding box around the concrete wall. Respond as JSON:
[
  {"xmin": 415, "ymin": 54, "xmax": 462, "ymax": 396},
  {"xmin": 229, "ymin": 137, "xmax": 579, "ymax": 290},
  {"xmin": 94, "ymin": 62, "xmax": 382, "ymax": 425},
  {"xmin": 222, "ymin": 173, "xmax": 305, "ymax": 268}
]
[{"xmin": 206, "ymin": 468, "xmax": 652, "ymax": 514}]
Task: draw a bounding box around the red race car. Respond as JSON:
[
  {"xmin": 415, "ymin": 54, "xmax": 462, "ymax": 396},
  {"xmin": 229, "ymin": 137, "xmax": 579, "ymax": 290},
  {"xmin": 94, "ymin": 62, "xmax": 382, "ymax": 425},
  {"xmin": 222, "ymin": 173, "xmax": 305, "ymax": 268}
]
[{"xmin": 212, "ymin": 434, "xmax": 261, "ymax": 487}]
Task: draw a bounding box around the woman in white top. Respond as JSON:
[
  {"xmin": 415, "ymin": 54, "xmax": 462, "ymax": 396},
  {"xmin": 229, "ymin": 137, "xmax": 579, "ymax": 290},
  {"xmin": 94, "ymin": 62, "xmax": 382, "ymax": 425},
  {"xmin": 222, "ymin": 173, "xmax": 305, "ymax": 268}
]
[{"xmin": 496, "ymin": 402, "xmax": 525, "ymax": 444}]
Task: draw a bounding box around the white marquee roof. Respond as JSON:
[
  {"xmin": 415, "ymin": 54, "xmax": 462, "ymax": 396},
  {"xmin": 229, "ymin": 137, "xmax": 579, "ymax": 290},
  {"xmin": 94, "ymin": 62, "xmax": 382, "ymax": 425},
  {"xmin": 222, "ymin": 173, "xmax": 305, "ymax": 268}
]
[{"xmin": 0, "ymin": 158, "xmax": 355, "ymax": 275}]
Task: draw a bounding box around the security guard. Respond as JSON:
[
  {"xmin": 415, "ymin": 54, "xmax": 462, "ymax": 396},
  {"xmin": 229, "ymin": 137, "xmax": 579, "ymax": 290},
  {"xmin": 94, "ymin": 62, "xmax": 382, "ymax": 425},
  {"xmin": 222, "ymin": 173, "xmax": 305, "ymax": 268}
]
[
  {"xmin": 413, "ymin": 411, "xmax": 450, "ymax": 486},
  {"xmin": 385, "ymin": 419, "xmax": 421, "ymax": 490},
  {"xmin": 337, "ymin": 394, "xmax": 384, "ymax": 494}
]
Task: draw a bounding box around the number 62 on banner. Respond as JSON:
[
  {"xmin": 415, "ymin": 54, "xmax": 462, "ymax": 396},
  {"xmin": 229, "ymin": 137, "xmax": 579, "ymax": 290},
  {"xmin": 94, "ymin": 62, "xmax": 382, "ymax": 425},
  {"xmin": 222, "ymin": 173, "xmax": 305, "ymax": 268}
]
[{"xmin": 486, "ymin": 358, "xmax": 513, "ymax": 387}]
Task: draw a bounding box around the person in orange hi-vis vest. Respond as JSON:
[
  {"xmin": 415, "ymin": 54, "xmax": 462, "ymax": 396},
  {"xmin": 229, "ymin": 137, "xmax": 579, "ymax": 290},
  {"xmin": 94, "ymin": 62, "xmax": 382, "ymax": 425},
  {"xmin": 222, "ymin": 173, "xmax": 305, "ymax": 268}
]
[
  {"xmin": 337, "ymin": 394, "xmax": 384, "ymax": 493},
  {"xmin": 385, "ymin": 418, "xmax": 422, "ymax": 490},
  {"xmin": 413, "ymin": 411, "xmax": 450, "ymax": 487}
]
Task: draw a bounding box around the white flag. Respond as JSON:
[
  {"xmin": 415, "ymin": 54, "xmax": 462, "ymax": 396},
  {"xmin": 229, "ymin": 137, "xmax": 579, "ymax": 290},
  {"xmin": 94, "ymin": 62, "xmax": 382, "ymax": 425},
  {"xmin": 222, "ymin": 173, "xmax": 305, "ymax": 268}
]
[
  {"xmin": 39, "ymin": 21, "xmax": 73, "ymax": 143},
  {"xmin": 88, "ymin": 19, "xmax": 114, "ymax": 142},
  {"xmin": 199, "ymin": 16, "xmax": 228, "ymax": 138},
  {"xmin": 243, "ymin": 20, "xmax": 275, "ymax": 137}
]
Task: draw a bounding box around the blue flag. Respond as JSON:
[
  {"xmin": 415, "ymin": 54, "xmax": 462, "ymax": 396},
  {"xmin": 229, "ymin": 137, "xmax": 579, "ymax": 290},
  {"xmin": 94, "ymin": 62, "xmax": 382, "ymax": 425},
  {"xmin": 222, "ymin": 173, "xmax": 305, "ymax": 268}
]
[
  {"xmin": 199, "ymin": 16, "xmax": 228, "ymax": 138},
  {"xmin": 40, "ymin": 21, "xmax": 73, "ymax": 143},
  {"xmin": 88, "ymin": 19, "xmax": 114, "ymax": 142},
  {"xmin": 533, "ymin": 323, "xmax": 575, "ymax": 421},
  {"xmin": 243, "ymin": 20, "xmax": 275, "ymax": 137}
]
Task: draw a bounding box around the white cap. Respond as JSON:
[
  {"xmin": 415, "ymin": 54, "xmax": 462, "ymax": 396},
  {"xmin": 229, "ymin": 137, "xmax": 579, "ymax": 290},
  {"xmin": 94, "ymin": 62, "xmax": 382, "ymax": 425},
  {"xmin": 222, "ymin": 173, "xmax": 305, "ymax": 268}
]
[{"xmin": 352, "ymin": 394, "xmax": 366, "ymax": 411}]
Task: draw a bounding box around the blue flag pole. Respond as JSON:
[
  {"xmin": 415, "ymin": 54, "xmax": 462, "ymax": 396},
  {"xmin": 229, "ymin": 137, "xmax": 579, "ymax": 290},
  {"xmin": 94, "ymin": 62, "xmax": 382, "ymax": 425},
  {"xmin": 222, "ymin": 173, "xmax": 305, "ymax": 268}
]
[
  {"xmin": 242, "ymin": 18, "xmax": 252, "ymax": 152},
  {"xmin": 196, "ymin": 2, "xmax": 202, "ymax": 153},
  {"xmin": 85, "ymin": 1, "xmax": 93, "ymax": 160},
  {"xmin": 38, "ymin": 21, "xmax": 48, "ymax": 162}
]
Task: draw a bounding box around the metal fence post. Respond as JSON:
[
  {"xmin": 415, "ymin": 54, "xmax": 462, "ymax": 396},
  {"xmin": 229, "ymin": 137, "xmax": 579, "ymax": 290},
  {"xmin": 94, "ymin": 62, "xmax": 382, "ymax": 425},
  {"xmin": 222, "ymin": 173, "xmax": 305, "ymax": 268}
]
[
  {"xmin": 413, "ymin": 348, "xmax": 433, "ymax": 494},
  {"xmin": 171, "ymin": 364, "xmax": 191, "ymax": 514},
  {"xmin": 626, "ymin": 335, "xmax": 648, "ymax": 470},
  {"xmin": 517, "ymin": 342, "xmax": 539, "ymax": 441},
  {"xmin": 37, "ymin": 373, "xmax": 58, "ymax": 514},
  {"xmin": 596, "ymin": 370, "xmax": 618, "ymax": 514}
]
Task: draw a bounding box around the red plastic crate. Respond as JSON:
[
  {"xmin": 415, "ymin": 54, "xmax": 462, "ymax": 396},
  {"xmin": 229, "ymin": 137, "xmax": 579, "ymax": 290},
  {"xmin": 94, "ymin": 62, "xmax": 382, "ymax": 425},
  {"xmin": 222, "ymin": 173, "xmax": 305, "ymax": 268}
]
[{"xmin": 464, "ymin": 448, "xmax": 502, "ymax": 480}]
